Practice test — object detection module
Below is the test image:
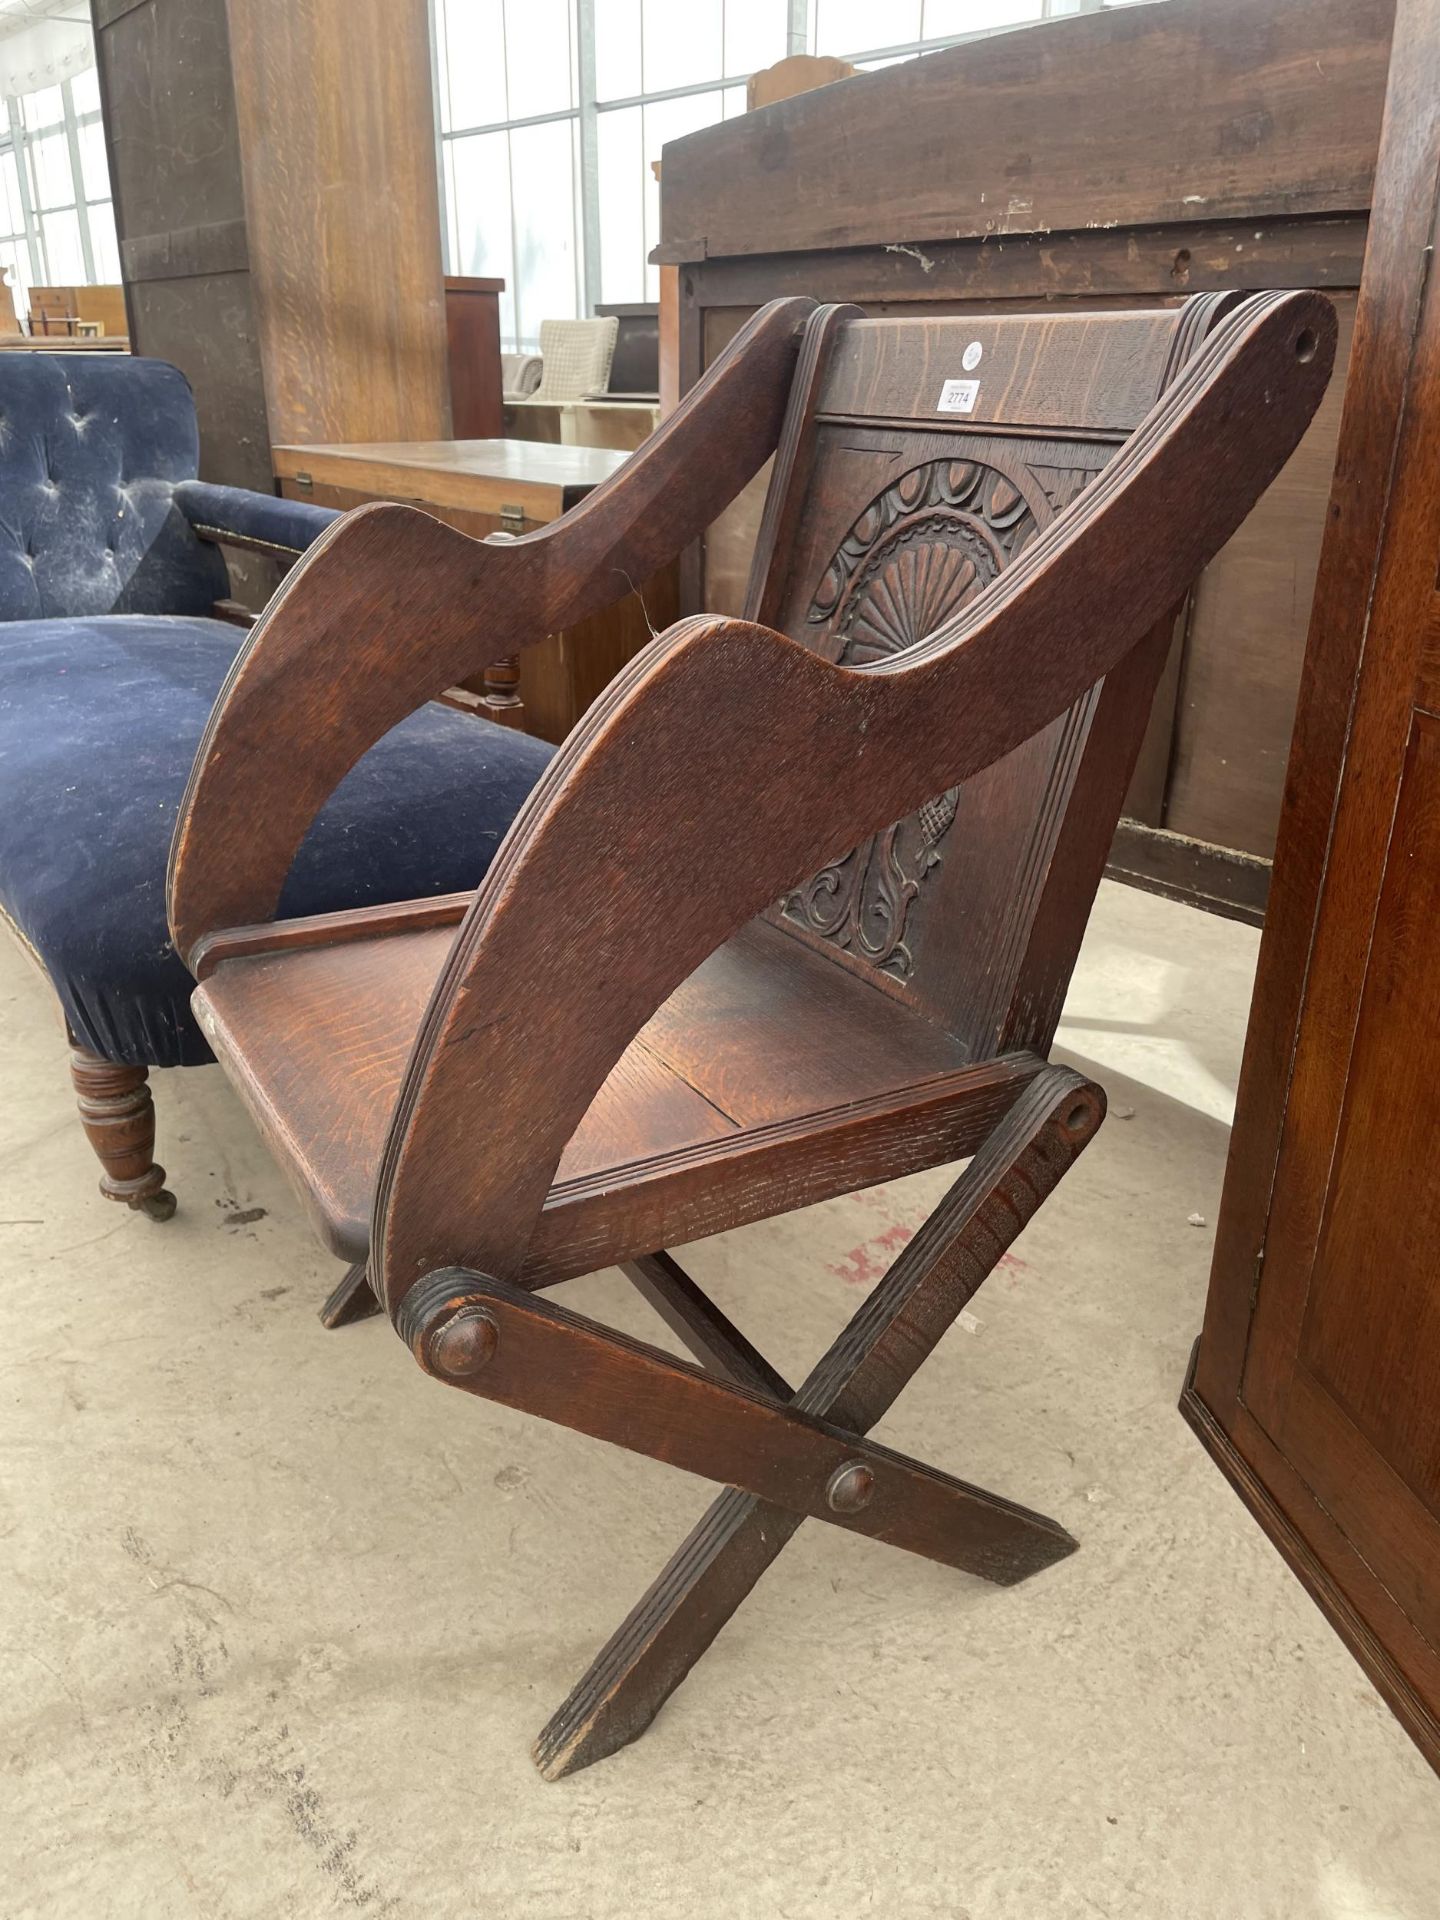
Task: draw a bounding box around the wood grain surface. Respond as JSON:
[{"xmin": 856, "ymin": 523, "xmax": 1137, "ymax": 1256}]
[
  {"xmin": 225, "ymin": 0, "xmax": 450, "ymax": 445},
  {"xmin": 657, "ymin": 0, "xmax": 1391, "ymax": 265},
  {"xmin": 1187, "ymin": 0, "xmax": 1440, "ymax": 1778},
  {"xmin": 169, "ymin": 297, "xmax": 815, "ymax": 959},
  {"xmin": 181, "ymin": 286, "xmax": 1335, "ymax": 1778},
  {"xmin": 371, "ymin": 292, "xmax": 1333, "ymax": 1315}
]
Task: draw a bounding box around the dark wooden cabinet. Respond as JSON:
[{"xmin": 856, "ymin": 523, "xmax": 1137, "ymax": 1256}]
[
  {"xmin": 1185, "ymin": 0, "xmax": 1440, "ymax": 1776},
  {"xmin": 656, "ymin": 0, "xmax": 1393, "ymax": 919},
  {"xmin": 445, "ymin": 277, "xmax": 504, "ymax": 437}
]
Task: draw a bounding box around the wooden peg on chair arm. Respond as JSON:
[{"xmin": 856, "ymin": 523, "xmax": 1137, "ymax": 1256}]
[
  {"xmin": 372, "ymin": 290, "xmax": 1336, "ymax": 1323},
  {"xmin": 166, "ymin": 296, "xmax": 818, "ymax": 962}
]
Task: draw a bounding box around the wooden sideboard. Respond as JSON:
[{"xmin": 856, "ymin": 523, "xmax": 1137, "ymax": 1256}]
[
  {"xmin": 272, "ymin": 437, "xmax": 677, "ymax": 743},
  {"xmin": 654, "ymin": 0, "xmax": 1394, "ymax": 920},
  {"xmin": 1185, "ymin": 0, "xmax": 1440, "ymax": 1779}
]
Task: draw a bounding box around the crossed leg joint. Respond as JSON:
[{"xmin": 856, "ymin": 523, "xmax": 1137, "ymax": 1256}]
[{"xmin": 401, "ymin": 1062, "xmax": 1104, "ymax": 1778}]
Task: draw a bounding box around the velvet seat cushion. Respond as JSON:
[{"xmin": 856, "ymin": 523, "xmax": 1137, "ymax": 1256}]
[{"xmin": 0, "ymin": 615, "xmax": 555, "ymax": 1067}]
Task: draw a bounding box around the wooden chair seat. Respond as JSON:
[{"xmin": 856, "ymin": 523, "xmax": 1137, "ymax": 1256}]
[{"xmin": 196, "ymin": 907, "xmax": 1036, "ymax": 1280}]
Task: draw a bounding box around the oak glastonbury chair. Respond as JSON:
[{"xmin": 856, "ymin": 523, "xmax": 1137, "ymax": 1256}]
[{"xmin": 165, "ymin": 289, "xmax": 1332, "ymax": 1775}]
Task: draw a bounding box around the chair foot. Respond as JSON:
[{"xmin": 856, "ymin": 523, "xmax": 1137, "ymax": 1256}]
[
  {"xmin": 534, "ymin": 1484, "xmax": 801, "ymax": 1780},
  {"xmin": 68, "ymin": 1046, "xmax": 175, "ymax": 1218},
  {"xmin": 319, "ymin": 1262, "xmax": 381, "ymax": 1328}
]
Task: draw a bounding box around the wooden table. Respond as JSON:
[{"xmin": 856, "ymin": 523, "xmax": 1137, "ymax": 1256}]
[{"xmin": 272, "ymin": 438, "xmax": 677, "ymax": 741}]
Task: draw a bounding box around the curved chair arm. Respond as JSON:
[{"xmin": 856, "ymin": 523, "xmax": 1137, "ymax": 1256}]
[
  {"xmin": 167, "ymin": 296, "xmax": 819, "ymax": 962},
  {"xmin": 372, "ymin": 288, "xmax": 1336, "ymax": 1317},
  {"xmin": 174, "ymin": 480, "xmax": 340, "ymax": 560}
]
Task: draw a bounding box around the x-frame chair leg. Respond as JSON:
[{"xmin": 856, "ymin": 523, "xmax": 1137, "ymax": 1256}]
[
  {"xmin": 620, "ymin": 1251, "xmax": 793, "ymax": 1399},
  {"xmin": 531, "ymin": 1062, "xmax": 1104, "ymax": 1779},
  {"xmin": 408, "ymin": 1264, "xmax": 1078, "ymax": 1568},
  {"xmin": 318, "ymin": 1261, "xmax": 382, "ymax": 1328}
]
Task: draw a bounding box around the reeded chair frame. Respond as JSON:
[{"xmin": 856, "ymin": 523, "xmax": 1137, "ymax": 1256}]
[{"xmin": 167, "ymin": 289, "xmax": 1333, "ymax": 1775}]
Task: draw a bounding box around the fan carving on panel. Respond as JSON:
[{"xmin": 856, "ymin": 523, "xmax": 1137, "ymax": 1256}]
[{"xmin": 784, "ymin": 456, "xmax": 1055, "ymax": 979}]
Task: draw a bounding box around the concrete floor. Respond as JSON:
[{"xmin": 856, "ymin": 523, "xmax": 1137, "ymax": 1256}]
[{"xmin": 2, "ymin": 880, "xmax": 1437, "ymax": 1918}]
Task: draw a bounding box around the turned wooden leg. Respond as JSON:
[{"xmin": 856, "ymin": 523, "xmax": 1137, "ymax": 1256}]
[
  {"xmin": 447, "ymin": 652, "xmax": 528, "ymax": 730},
  {"xmin": 479, "ymin": 653, "xmax": 527, "ymax": 729},
  {"xmin": 68, "ymin": 1045, "xmax": 176, "ymax": 1221}
]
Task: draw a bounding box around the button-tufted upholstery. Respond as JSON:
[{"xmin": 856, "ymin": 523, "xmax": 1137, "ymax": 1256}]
[
  {"xmin": 0, "ymin": 354, "xmax": 229, "ymax": 621},
  {"xmin": 0, "ymin": 354, "xmax": 556, "ymax": 1072}
]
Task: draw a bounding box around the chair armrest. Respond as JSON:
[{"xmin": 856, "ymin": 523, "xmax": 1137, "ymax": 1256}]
[
  {"xmin": 168, "ymin": 296, "xmax": 820, "ymax": 960},
  {"xmin": 174, "ymin": 480, "xmax": 341, "ymax": 559},
  {"xmin": 371, "ymin": 289, "xmax": 1337, "ymax": 1317}
]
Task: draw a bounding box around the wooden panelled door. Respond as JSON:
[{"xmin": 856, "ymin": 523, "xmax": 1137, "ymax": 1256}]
[{"xmin": 1186, "ymin": 0, "xmax": 1440, "ymax": 1774}]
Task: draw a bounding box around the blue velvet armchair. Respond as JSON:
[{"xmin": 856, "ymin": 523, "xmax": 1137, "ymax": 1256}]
[{"xmin": 0, "ymin": 353, "xmax": 553, "ymax": 1224}]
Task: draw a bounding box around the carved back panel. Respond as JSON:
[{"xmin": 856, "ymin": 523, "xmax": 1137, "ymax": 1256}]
[{"xmin": 745, "ymin": 298, "xmax": 1230, "ymax": 1057}]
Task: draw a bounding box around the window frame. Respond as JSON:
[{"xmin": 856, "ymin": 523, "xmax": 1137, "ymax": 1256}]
[{"xmin": 0, "ymin": 68, "xmax": 118, "ymax": 321}]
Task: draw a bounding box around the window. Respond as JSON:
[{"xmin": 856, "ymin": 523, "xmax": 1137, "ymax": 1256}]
[
  {"xmin": 435, "ymin": 0, "xmax": 1106, "ymax": 348},
  {"xmin": 0, "ymin": 60, "xmax": 118, "ymax": 323},
  {"xmin": 434, "ymin": 0, "xmax": 581, "ymax": 351},
  {"xmin": 0, "ymin": 144, "xmax": 30, "ymax": 317}
]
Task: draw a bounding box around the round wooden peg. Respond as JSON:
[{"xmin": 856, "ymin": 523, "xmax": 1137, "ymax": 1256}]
[
  {"xmin": 429, "ymin": 1306, "xmax": 499, "ymax": 1380},
  {"xmin": 826, "ymin": 1460, "xmax": 876, "ymax": 1514}
]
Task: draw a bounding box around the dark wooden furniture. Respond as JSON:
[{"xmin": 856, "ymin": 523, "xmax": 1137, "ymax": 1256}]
[
  {"xmin": 655, "ymin": 0, "xmax": 1394, "ymax": 921},
  {"xmin": 1185, "ymin": 0, "xmax": 1440, "ymax": 1780},
  {"xmin": 93, "ymin": 0, "xmax": 449, "ymax": 605},
  {"xmin": 272, "ymin": 437, "xmax": 677, "ymax": 743},
  {"xmin": 168, "ymin": 292, "xmax": 1332, "ymax": 1773},
  {"xmin": 594, "ymin": 302, "xmax": 659, "ymax": 399},
  {"xmin": 444, "ymin": 276, "xmax": 504, "ymax": 437}
]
